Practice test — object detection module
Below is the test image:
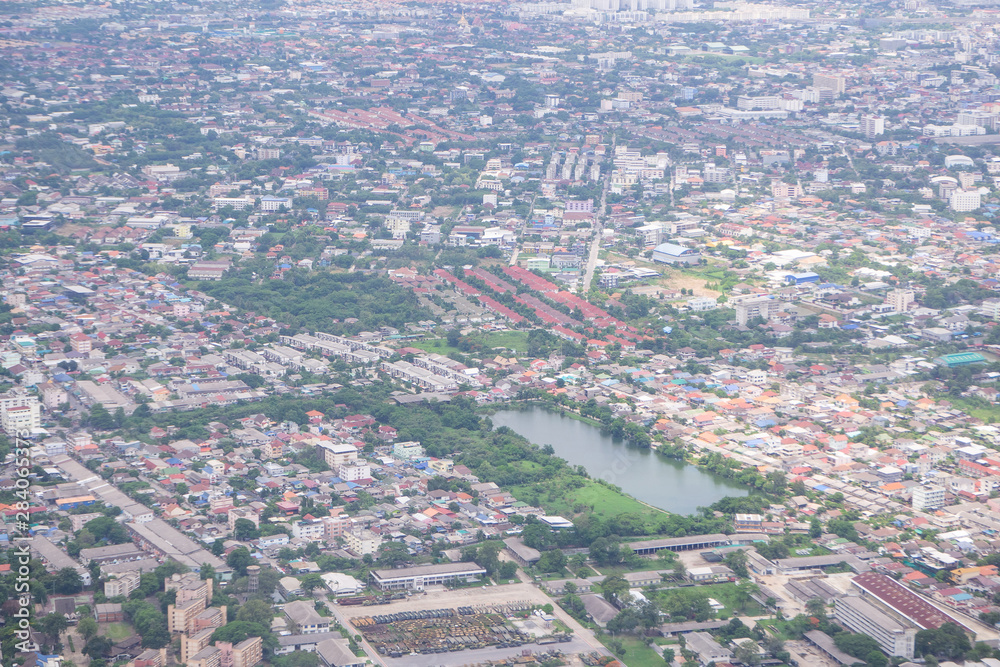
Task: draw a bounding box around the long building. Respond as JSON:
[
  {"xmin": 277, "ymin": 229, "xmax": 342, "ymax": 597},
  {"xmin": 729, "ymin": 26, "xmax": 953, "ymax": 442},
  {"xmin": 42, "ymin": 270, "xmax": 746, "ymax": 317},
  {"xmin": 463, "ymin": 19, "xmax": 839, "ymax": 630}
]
[
  {"xmin": 50, "ymin": 455, "xmax": 228, "ymax": 577},
  {"xmin": 128, "ymin": 518, "xmax": 227, "ymax": 575},
  {"xmin": 628, "ymin": 534, "xmax": 729, "ymax": 555},
  {"xmin": 369, "ymin": 562, "xmax": 486, "ymax": 591},
  {"xmin": 834, "ymin": 595, "xmax": 917, "ymax": 658},
  {"xmin": 851, "ymin": 572, "xmax": 974, "ymax": 635}
]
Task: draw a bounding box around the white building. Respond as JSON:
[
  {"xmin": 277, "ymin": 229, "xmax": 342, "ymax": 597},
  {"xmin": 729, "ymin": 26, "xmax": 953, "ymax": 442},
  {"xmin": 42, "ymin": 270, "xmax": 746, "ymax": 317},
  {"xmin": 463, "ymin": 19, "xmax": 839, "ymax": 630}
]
[
  {"xmin": 260, "ymin": 196, "xmax": 292, "ymax": 212},
  {"xmin": 2, "ymin": 403, "xmax": 40, "ymax": 435},
  {"xmin": 319, "ymin": 441, "xmax": 358, "ymax": 468},
  {"xmin": 950, "ymin": 189, "xmax": 981, "ymax": 212},
  {"xmin": 392, "ymin": 441, "xmax": 425, "ymax": 460},
  {"xmin": 860, "ymin": 115, "xmax": 885, "ymax": 139},
  {"xmin": 912, "ymin": 485, "xmax": 945, "ymax": 511},
  {"xmin": 687, "ymin": 296, "xmax": 718, "ymax": 312},
  {"xmin": 886, "ymin": 288, "xmax": 914, "ymax": 313},
  {"xmin": 344, "ymin": 530, "xmax": 382, "ymax": 556},
  {"xmin": 834, "ymin": 596, "xmax": 916, "ymax": 658},
  {"xmin": 337, "ymin": 462, "xmax": 371, "ymax": 482}
]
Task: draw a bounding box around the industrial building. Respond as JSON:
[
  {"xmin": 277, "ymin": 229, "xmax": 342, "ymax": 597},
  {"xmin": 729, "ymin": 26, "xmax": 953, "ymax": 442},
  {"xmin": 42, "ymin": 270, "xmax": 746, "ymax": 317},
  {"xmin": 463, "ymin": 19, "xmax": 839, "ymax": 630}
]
[{"xmin": 651, "ymin": 242, "xmax": 701, "ymax": 265}]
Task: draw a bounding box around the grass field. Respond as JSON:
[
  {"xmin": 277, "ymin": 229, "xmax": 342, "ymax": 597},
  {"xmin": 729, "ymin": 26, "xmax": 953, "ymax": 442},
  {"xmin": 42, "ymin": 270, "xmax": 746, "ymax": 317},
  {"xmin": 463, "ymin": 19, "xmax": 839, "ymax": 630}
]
[
  {"xmin": 103, "ymin": 622, "xmax": 133, "ymax": 642},
  {"xmin": 948, "ymin": 396, "xmax": 1000, "ymax": 423},
  {"xmin": 511, "ymin": 475, "xmax": 663, "ymax": 522},
  {"xmin": 406, "ymin": 338, "xmax": 462, "ymax": 355},
  {"xmin": 700, "ymin": 582, "xmax": 768, "ymax": 617},
  {"xmin": 485, "ymin": 330, "xmax": 529, "ymax": 354},
  {"xmin": 406, "ymin": 330, "xmax": 529, "ymax": 356},
  {"xmin": 599, "ymin": 635, "xmax": 666, "ymax": 667}
]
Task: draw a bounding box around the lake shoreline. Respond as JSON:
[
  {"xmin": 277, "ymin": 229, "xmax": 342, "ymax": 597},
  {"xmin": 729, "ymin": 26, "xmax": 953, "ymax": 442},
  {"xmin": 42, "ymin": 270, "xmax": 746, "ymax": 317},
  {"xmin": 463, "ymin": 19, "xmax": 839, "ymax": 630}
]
[{"xmin": 489, "ymin": 403, "xmax": 749, "ymax": 516}]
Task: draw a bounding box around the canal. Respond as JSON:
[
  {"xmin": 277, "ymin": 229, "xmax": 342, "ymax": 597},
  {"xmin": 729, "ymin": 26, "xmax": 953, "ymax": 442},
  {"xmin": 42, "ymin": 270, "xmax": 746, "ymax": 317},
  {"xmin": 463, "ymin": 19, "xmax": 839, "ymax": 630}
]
[{"xmin": 491, "ymin": 406, "xmax": 748, "ymax": 516}]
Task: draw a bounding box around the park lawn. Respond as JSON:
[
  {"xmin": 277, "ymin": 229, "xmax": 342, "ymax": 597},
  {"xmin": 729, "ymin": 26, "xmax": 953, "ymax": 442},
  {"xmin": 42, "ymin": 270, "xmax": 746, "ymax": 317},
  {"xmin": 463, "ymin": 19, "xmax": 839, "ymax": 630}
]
[
  {"xmin": 485, "ymin": 330, "xmax": 529, "ymax": 353},
  {"xmin": 103, "ymin": 622, "xmax": 133, "ymax": 642},
  {"xmin": 407, "ymin": 330, "xmax": 529, "ymax": 355}
]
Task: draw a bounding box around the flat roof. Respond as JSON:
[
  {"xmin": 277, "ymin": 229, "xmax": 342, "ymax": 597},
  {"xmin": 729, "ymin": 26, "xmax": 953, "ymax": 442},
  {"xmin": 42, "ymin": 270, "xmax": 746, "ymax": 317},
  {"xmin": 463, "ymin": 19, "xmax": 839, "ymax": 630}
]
[
  {"xmin": 776, "ymin": 554, "xmax": 870, "ymax": 572},
  {"xmin": 370, "ymin": 562, "xmax": 486, "ymax": 581},
  {"xmin": 836, "ymin": 595, "xmax": 910, "ymax": 633}
]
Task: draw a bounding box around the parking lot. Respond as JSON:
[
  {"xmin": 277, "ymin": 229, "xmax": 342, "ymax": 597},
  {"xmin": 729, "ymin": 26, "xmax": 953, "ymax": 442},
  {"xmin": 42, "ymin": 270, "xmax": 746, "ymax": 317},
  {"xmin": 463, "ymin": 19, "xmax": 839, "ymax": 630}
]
[{"xmin": 327, "ymin": 582, "xmax": 609, "ymax": 666}]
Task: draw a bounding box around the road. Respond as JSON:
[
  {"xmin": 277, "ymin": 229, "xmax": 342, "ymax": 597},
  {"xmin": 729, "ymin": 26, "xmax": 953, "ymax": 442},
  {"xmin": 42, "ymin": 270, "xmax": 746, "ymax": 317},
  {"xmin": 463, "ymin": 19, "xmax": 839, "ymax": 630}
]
[{"xmin": 581, "ymin": 141, "xmax": 614, "ymax": 294}]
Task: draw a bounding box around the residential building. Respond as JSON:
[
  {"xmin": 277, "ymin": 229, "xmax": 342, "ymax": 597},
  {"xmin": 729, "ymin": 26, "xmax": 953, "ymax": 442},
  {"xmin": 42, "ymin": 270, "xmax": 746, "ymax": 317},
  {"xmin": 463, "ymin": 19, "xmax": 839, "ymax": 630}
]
[
  {"xmin": 283, "ymin": 600, "xmax": 330, "ymax": 634},
  {"xmin": 104, "ymin": 571, "xmax": 141, "ymax": 598},
  {"xmin": 912, "ymin": 485, "xmax": 945, "ymax": 511},
  {"xmin": 887, "ymin": 288, "xmax": 914, "ymax": 313},
  {"xmin": 735, "ymin": 297, "xmax": 782, "ymax": 326}
]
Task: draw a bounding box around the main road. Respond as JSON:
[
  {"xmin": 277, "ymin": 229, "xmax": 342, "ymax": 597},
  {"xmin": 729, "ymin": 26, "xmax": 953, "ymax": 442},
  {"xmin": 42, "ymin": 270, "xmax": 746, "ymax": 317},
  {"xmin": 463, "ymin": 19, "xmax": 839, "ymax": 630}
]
[{"xmin": 582, "ymin": 138, "xmax": 615, "ymax": 293}]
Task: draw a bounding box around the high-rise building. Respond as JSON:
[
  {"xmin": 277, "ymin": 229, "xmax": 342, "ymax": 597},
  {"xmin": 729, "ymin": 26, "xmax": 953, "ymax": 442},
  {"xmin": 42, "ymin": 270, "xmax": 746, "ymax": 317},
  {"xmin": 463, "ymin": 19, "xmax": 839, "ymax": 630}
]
[
  {"xmin": 887, "ymin": 288, "xmax": 914, "ymax": 313},
  {"xmin": 950, "ymin": 189, "xmax": 981, "ymax": 212},
  {"xmin": 813, "ymin": 73, "xmax": 846, "ymax": 94},
  {"xmin": 735, "ymin": 297, "xmax": 782, "ymax": 326},
  {"xmin": 860, "ymin": 115, "xmax": 885, "ymax": 139}
]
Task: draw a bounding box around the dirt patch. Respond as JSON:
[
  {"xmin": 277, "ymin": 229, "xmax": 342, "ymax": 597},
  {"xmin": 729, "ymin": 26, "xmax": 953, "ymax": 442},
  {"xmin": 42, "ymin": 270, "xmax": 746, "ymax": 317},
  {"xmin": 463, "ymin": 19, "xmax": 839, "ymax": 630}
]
[{"xmin": 432, "ymin": 206, "xmax": 457, "ymax": 218}]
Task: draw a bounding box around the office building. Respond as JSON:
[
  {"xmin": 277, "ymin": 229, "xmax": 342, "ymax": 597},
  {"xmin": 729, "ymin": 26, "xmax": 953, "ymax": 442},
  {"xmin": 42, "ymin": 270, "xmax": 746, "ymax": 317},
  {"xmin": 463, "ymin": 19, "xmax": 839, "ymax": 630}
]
[
  {"xmin": 369, "ymin": 562, "xmax": 487, "ymax": 591},
  {"xmin": 950, "ymin": 189, "xmax": 981, "ymax": 212}
]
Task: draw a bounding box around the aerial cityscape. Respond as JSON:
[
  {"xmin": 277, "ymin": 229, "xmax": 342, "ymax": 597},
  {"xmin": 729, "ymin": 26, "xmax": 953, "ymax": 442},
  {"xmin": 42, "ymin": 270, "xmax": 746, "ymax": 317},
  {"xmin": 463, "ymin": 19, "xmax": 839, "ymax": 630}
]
[{"xmin": 4, "ymin": 0, "xmax": 1000, "ymax": 666}]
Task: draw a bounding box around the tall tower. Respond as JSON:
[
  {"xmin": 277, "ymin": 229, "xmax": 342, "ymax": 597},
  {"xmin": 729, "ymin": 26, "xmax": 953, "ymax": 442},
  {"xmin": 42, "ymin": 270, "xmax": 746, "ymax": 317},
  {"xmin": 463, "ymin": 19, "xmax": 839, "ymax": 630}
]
[{"xmin": 247, "ymin": 565, "xmax": 260, "ymax": 594}]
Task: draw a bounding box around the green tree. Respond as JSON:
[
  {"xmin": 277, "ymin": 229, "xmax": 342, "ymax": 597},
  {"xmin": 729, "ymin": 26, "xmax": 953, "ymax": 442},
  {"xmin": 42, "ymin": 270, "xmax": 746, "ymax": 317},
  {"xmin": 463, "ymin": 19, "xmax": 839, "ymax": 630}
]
[
  {"xmin": 54, "ymin": 568, "xmax": 83, "ymax": 595},
  {"xmin": 724, "ymin": 549, "xmax": 749, "ymax": 579},
  {"xmin": 834, "ymin": 632, "xmax": 881, "ymax": 660},
  {"xmin": 226, "ymin": 548, "xmax": 253, "ymax": 576},
  {"xmin": 233, "ymin": 518, "xmax": 260, "ymax": 541},
  {"xmin": 915, "ymin": 623, "xmax": 971, "ymax": 660},
  {"xmin": 77, "ymin": 615, "xmax": 98, "ymax": 641},
  {"xmin": 600, "ymin": 574, "xmax": 629, "ymax": 607},
  {"xmin": 235, "ymin": 599, "xmax": 273, "ymax": 626},
  {"xmin": 84, "ymin": 635, "xmax": 113, "ymax": 659},
  {"xmin": 37, "ymin": 613, "xmax": 68, "ymax": 640},
  {"xmin": 536, "ymin": 550, "xmax": 567, "ymax": 573}
]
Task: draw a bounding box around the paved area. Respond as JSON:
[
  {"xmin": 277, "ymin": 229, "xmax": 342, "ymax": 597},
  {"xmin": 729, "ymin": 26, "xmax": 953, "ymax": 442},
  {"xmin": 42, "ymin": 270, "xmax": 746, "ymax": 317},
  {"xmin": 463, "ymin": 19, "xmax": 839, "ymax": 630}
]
[
  {"xmin": 375, "ymin": 640, "xmax": 590, "ymax": 667},
  {"xmin": 784, "ymin": 639, "xmax": 840, "ymax": 667},
  {"xmin": 327, "ymin": 582, "xmax": 609, "ymax": 666}
]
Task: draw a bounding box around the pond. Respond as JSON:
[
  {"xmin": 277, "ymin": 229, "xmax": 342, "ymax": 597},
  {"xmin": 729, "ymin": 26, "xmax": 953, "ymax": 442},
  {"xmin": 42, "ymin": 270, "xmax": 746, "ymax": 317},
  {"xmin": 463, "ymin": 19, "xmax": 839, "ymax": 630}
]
[{"xmin": 491, "ymin": 406, "xmax": 748, "ymax": 516}]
